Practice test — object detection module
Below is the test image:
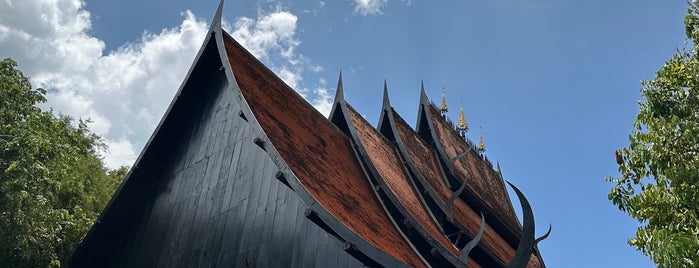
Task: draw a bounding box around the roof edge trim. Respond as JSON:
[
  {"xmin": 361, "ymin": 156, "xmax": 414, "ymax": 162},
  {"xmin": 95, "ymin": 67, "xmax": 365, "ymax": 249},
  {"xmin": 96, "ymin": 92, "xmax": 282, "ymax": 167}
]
[
  {"xmin": 217, "ymin": 28, "xmax": 410, "ymax": 268},
  {"xmin": 328, "ymin": 72, "xmax": 345, "ymax": 121},
  {"xmin": 382, "ymin": 80, "xmax": 390, "ymax": 110},
  {"xmin": 506, "ymin": 181, "xmax": 541, "ymax": 268},
  {"xmin": 212, "ymin": 0, "xmax": 224, "ymax": 30},
  {"xmin": 85, "ymin": 0, "xmax": 224, "ymax": 232},
  {"xmin": 385, "ymin": 108, "xmax": 512, "ymax": 267},
  {"xmin": 376, "ymin": 97, "xmax": 477, "ymax": 267},
  {"xmin": 73, "ymin": 2, "xmax": 228, "ymax": 262},
  {"xmin": 338, "ymin": 100, "xmax": 464, "ymax": 267},
  {"xmin": 378, "ymin": 105, "xmax": 449, "ymax": 231},
  {"xmin": 376, "ymin": 81, "xmax": 391, "ymax": 133}
]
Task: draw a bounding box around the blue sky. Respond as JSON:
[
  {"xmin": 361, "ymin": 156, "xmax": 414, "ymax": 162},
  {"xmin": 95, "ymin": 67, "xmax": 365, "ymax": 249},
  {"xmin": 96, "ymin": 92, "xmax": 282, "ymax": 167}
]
[{"xmin": 0, "ymin": 0, "xmax": 690, "ymax": 267}]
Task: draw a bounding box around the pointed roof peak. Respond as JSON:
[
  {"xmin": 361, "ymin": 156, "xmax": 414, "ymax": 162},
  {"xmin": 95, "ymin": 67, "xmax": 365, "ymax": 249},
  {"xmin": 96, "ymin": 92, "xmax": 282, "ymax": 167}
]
[
  {"xmin": 382, "ymin": 80, "xmax": 391, "ymax": 110},
  {"xmin": 212, "ymin": 0, "xmax": 224, "ymax": 30},
  {"xmin": 333, "ymin": 71, "xmax": 345, "ymax": 103},
  {"xmin": 419, "ymin": 80, "xmax": 429, "ymax": 105}
]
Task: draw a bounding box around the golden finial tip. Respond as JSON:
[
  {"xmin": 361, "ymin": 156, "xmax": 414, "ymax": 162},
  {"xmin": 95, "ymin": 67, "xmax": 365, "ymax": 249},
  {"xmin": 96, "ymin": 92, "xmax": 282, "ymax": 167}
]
[
  {"xmin": 477, "ymin": 128, "xmax": 486, "ymax": 152},
  {"xmin": 440, "ymin": 88, "xmax": 448, "ymax": 112},
  {"xmin": 457, "ymin": 106, "xmax": 468, "ymax": 131},
  {"xmin": 439, "ymin": 89, "xmax": 449, "ymax": 112}
]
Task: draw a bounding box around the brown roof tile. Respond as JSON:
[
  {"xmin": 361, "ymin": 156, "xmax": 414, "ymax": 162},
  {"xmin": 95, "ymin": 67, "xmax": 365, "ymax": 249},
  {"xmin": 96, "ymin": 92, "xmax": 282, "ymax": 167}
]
[
  {"xmin": 222, "ymin": 33, "xmax": 425, "ymax": 267},
  {"xmin": 394, "ymin": 110, "xmax": 543, "ymax": 268},
  {"xmin": 346, "ymin": 106, "xmax": 460, "ymax": 258},
  {"xmin": 427, "ymin": 106, "xmax": 521, "ymax": 233}
]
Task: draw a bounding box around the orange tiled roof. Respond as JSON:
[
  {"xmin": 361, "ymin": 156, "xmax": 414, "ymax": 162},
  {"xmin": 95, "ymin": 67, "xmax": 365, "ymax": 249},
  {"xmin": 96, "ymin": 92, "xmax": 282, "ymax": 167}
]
[
  {"xmin": 393, "ymin": 109, "xmax": 543, "ymax": 268},
  {"xmin": 346, "ymin": 106, "xmax": 462, "ymax": 257},
  {"xmin": 222, "ymin": 32, "xmax": 426, "ymax": 268},
  {"xmin": 427, "ymin": 106, "xmax": 522, "ymax": 233}
]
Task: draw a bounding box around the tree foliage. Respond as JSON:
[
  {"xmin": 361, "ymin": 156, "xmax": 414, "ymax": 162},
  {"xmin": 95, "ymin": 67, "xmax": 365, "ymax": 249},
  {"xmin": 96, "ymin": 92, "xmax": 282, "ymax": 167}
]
[
  {"xmin": 0, "ymin": 58, "xmax": 126, "ymax": 267},
  {"xmin": 608, "ymin": 3, "xmax": 699, "ymax": 267}
]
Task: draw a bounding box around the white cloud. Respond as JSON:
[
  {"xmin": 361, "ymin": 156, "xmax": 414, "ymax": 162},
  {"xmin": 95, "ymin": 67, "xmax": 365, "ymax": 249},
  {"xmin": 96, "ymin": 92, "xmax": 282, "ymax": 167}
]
[
  {"xmin": 349, "ymin": 65, "xmax": 364, "ymax": 75},
  {"xmin": 277, "ymin": 66, "xmax": 301, "ymax": 89},
  {"xmin": 0, "ymin": 1, "xmax": 210, "ymax": 169},
  {"xmin": 353, "ymin": 0, "xmax": 388, "ymax": 16},
  {"xmin": 103, "ymin": 139, "xmax": 137, "ymax": 169},
  {"xmin": 230, "ymin": 11, "xmax": 300, "ymax": 62},
  {"xmin": 311, "ymin": 65, "xmax": 324, "ymax": 72},
  {"xmin": 0, "ymin": 0, "xmax": 330, "ymax": 169},
  {"xmin": 311, "ymin": 79, "xmax": 333, "ymax": 117},
  {"xmin": 0, "ymin": 0, "xmax": 103, "ymax": 76},
  {"xmin": 230, "ymin": 9, "xmax": 331, "ymax": 117}
]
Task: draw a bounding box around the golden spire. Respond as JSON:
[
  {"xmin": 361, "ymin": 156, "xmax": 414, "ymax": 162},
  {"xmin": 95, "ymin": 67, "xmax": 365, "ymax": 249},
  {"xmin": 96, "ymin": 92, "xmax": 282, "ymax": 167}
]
[
  {"xmin": 440, "ymin": 88, "xmax": 448, "ymax": 113},
  {"xmin": 477, "ymin": 128, "xmax": 486, "ymax": 153},
  {"xmin": 457, "ymin": 105, "xmax": 468, "ymax": 132}
]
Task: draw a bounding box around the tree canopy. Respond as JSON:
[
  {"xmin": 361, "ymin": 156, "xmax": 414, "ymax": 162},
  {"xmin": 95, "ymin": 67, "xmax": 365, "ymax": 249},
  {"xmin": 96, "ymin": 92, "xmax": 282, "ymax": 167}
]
[
  {"xmin": 0, "ymin": 58, "xmax": 126, "ymax": 267},
  {"xmin": 608, "ymin": 3, "xmax": 699, "ymax": 267}
]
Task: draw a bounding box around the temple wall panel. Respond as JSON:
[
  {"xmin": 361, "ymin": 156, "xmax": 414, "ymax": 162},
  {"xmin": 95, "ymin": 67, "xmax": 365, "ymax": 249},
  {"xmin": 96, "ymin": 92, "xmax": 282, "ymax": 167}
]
[{"xmin": 71, "ymin": 42, "xmax": 363, "ymax": 268}]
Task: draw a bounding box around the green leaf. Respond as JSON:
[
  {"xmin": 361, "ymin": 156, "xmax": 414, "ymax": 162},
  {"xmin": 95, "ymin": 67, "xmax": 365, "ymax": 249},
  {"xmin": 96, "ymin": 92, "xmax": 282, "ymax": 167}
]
[
  {"xmin": 0, "ymin": 58, "xmax": 126, "ymax": 267},
  {"xmin": 608, "ymin": 2, "xmax": 699, "ymax": 267}
]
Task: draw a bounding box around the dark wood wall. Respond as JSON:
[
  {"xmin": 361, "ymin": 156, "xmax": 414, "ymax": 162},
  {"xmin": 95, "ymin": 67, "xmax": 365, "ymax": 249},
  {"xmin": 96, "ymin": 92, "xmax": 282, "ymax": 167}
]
[{"xmin": 71, "ymin": 40, "xmax": 364, "ymax": 268}]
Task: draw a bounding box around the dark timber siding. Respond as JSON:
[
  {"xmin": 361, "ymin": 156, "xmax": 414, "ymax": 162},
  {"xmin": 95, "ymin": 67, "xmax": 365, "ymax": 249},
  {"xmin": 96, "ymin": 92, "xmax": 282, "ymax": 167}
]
[{"xmin": 71, "ymin": 40, "xmax": 364, "ymax": 268}]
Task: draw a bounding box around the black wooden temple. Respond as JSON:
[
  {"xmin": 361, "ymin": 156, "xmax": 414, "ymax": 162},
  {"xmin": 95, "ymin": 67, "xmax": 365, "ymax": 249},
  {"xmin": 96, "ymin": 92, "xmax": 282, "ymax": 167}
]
[{"xmin": 70, "ymin": 2, "xmax": 548, "ymax": 267}]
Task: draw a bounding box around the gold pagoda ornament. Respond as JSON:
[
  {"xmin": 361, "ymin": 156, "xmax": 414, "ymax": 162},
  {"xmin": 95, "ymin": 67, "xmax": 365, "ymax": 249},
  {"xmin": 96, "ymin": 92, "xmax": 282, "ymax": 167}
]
[
  {"xmin": 456, "ymin": 105, "xmax": 469, "ymax": 138},
  {"xmin": 477, "ymin": 128, "xmax": 486, "ymax": 154},
  {"xmin": 440, "ymin": 89, "xmax": 448, "ymax": 117}
]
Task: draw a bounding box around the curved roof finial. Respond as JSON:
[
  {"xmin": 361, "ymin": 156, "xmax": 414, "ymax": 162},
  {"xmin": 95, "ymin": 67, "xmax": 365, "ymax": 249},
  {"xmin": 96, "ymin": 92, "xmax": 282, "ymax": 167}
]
[
  {"xmin": 446, "ymin": 179, "xmax": 468, "ymax": 222},
  {"xmin": 459, "ymin": 212, "xmax": 486, "ymax": 265},
  {"xmin": 382, "ymin": 79, "xmax": 391, "ymax": 110},
  {"xmin": 505, "ymin": 181, "xmax": 551, "ymax": 268},
  {"xmin": 536, "ymin": 224, "xmax": 552, "ymax": 244},
  {"xmin": 212, "ymin": 0, "xmax": 224, "ymax": 30},
  {"xmin": 333, "ymin": 71, "xmax": 345, "ymax": 103}
]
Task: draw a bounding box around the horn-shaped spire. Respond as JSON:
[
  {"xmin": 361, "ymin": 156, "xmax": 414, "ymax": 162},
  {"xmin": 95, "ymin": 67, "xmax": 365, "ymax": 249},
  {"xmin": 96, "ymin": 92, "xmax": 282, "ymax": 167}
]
[
  {"xmin": 536, "ymin": 224, "xmax": 552, "ymax": 244},
  {"xmin": 446, "ymin": 179, "xmax": 468, "ymax": 222},
  {"xmin": 382, "ymin": 79, "xmax": 390, "ymax": 110},
  {"xmin": 328, "ymin": 72, "xmax": 346, "ymax": 121},
  {"xmin": 333, "ymin": 71, "xmax": 345, "ymax": 103},
  {"xmin": 506, "ymin": 181, "xmax": 550, "ymax": 268},
  {"xmin": 459, "ymin": 212, "xmax": 486, "ymax": 265},
  {"xmin": 419, "ymin": 80, "xmax": 428, "ymax": 105},
  {"xmin": 212, "ymin": 0, "xmax": 224, "ymax": 30}
]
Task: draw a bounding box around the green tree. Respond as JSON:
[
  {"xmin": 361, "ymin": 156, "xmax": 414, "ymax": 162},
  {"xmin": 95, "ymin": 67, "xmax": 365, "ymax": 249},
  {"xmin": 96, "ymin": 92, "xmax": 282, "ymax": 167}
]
[
  {"xmin": 608, "ymin": 3, "xmax": 699, "ymax": 267},
  {"xmin": 0, "ymin": 58, "xmax": 126, "ymax": 267}
]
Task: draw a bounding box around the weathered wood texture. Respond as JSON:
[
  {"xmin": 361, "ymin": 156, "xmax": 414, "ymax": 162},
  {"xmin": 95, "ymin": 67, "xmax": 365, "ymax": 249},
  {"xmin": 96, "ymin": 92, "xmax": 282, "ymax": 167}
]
[
  {"xmin": 222, "ymin": 32, "xmax": 426, "ymax": 267},
  {"xmin": 71, "ymin": 39, "xmax": 363, "ymax": 268}
]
